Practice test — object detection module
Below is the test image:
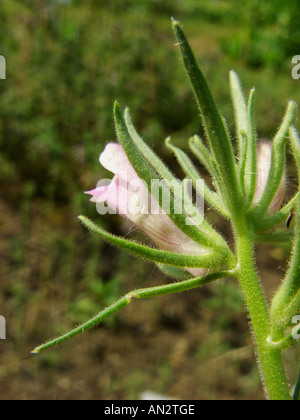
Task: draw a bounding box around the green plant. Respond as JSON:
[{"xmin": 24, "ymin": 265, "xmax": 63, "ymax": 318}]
[{"xmin": 32, "ymin": 19, "xmax": 300, "ymax": 400}]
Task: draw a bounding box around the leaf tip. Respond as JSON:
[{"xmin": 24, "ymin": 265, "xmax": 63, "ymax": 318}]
[
  {"xmin": 165, "ymin": 136, "xmax": 171, "ymax": 146},
  {"xmin": 171, "ymin": 16, "xmax": 179, "ymax": 26},
  {"xmin": 78, "ymin": 215, "xmax": 88, "ymax": 226},
  {"xmin": 229, "ymin": 69, "xmax": 242, "ymax": 87},
  {"xmin": 124, "ymin": 106, "xmax": 130, "ymax": 118},
  {"xmin": 289, "ymin": 100, "xmax": 298, "ymax": 115},
  {"xmin": 113, "ymin": 100, "xmax": 122, "ymax": 118}
]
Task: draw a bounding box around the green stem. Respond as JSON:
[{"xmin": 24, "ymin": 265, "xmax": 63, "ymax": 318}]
[{"xmin": 235, "ymin": 221, "xmax": 291, "ymax": 400}]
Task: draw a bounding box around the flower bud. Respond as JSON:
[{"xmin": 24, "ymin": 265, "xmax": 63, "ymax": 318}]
[
  {"xmin": 86, "ymin": 143, "xmax": 210, "ymax": 277},
  {"xmin": 253, "ymin": 140, "xmax": 286, "ymax": 215}
]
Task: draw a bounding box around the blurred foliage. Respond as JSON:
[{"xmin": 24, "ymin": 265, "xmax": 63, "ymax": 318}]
[
  {"xmin": 1, "ymin": 0, "xmax": 300, "ymax": 206},
  {"xmin": 0, "ymin": 0, "xmax": 195, "ymax": 204}
]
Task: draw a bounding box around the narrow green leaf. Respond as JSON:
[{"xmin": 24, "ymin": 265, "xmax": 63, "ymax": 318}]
[
  {"xmin": 229, "ymin": 71, "xmax": 250, "ymax": 159},
  {"xmin": 254, "ymin": 230, "xmax": 294, "ymax": 243},
  {"xmin": 31, "ymin": 269, "xmax": 234, "ymax": 354},
  {"xmin": 251, "ymin": 101, "xmax": 297, "ymax": 218},
  {"xmin": 125, "ymin": 108, "xmax": 214, "ymax": 232},
  {"xmin": 293, "ymin": 369, "xmax": 300, "ymax": 400},
  {"xmin": 124, "ymin": 107, "xmax": 176, "ymax": 182},
  {"xmin": 290, "ymin": 125, "xmax": 300, "ymax": 170},
  {"xmin": 31, "ymin": 295, "xmax": 130, "ymax": 354},
  {"xmin": 166, "ymin": 138, "xmax": 229, "ymax": 217},
  {"xmin": 166, "ymin": 137, "xmax": 200, "ymax": 181},
  {"xmin": 239, "ymin": 131, "xmax": 248, "ymax": 196},
  {"xmin": 229, "ymin": 75, "xmax": 256, "ymax": 205},
  {"xmin": 274, "ymin": 101, "xmax": 298, "ymax": 148},
  {"xmin": 246, "ymin": 88, "xmax": 257, "ymax": 204},
  {"xmin": 221, "ymin": 115, "xmax": 235, "ymax": 153},
  {"xmin": 189, "ymin": 135, "xmax": 226, "ymax": 199},
  {"xmin": 114, "ymin": 102, "xmax": 215, "ymax": 248},
  {"xmin": 190, "ymin": 135, "xmax": 229, "ymax": 209},
  {"xmin": 252, "ymin": 192, "xmax": 298, "ymax": 232},
  {"xmin": 125, "ymin": 109, "xmax": 202, "ymax": 226},
  {"xmin": 171, "ymin": 19, "xmax": 240, "ymax": 213},
  {"xmin": 119, "ymin": 103, "xmax": 231, "ymax": 254},
  {"xmin": 280, "ymin": 289, "xmax": 300, "ymax": 328},
  {"xmin": 156, "ymin": 263, "xmax": 191, "ymax": 280},
  {"xmin": 189, "ymin": 135, "xmax": 218, "ymax": 179},
  {"xmin": 79, "ymin": 215, "xmax": 223, "ymax": 269},
  {"xmin": 275, "ymin": 126, "xmax": 300, "ymax": 311},
  {"xmin": 270, "ymin": 128, "xmax": 300, "ymax": 330}
]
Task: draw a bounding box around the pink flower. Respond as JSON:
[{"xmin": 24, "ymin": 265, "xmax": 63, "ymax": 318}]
[
  {"xmin": 253, "ymin": 140, "xmax": 286, "ymax": 215},
  {"xmin": 86, "ymin": 143, "xmax": 209, "ymax": 277}
]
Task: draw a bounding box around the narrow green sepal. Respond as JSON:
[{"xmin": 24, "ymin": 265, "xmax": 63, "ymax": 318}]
[
  {"xmin": 166, "ymin": 138, "xmax": 229, "ymax": 217},
  {"xmin": 270, "ymin": 128, "xmax": 300, "ymax": 331},
  {"xmin": 166, "ymin": 137, "xmax": 201, "ymax": 183},
  {"xmin": 124, "ymin": 107, "xmax": 176, "ymax": 182},
  {"xmin": 290, "ymin": 125, "xmax": 300, "ymax": 170},
  {"xmin": 79, "ymin": 215, "xmax": 222, "ymax": 269},
  {"xmin": 189, "ymin": 135, "xmax": 219, "ymax": 180},
  {"xmin": 254, "ymin": 230, "xmax": 294, "ymax": 243},
  {"xmin": 238, "ymin": 131, "xmax": 248, "ymax": 196},
  {"xmin": 251, "ymin": 192, "xmax": 298, "ymax": 232},
  {"xmin": 114, "ymin": 102, "xmax": 216, "ymax": 248},
  {"xmin": 281, "ymin": 290, "xmax": 300, "ymax": 328},
  {"xmin": 229, "ymin": 70, "xmax": 250, "ymax": 160},
  {"xmin": 31, "ymin": 268, "xmax": 234, "ymax": 354},
  {"xmin": 250, "ymin": 101, "xmax": 297, "ymax": 219},
  {"xmin": 156, "ymin": 263, "xmax": 191, "ymax": 280},
  {"xmin": 171, "ymin": 19, "xmax": 240, "ymax": 212},
  {"xmin": 246, "ymin": 88, "xmax": 257, "ymax": 204}
]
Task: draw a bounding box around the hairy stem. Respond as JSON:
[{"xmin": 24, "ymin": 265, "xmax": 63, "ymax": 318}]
[{"xmin": 235, "ymin": 220, "xmax": 291, "ymax": 400}]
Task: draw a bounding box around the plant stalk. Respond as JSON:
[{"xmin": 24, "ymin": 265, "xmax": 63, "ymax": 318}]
[{"xmin": 235, "ymin": 221, "xmax": 291, "ymax": 400}]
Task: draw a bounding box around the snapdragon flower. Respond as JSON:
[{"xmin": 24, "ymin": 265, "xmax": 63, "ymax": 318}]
[{"xmin": 86, "ymin": 143, "xmax": 209, "ymax": 277}]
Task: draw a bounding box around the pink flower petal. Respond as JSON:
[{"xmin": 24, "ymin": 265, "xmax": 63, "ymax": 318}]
[{"xmin": 100, "ymin": 143, "xmax": 137, "ymax": 182}]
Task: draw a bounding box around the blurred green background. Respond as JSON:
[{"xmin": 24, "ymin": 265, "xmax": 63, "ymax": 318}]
[{"xmin": 0, "ymin": 0, "xmax": 300, "ymax": 400}]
